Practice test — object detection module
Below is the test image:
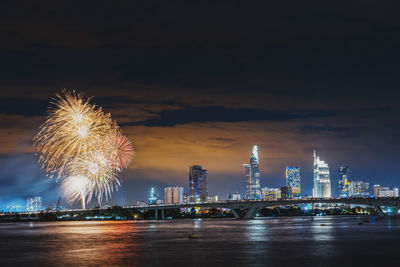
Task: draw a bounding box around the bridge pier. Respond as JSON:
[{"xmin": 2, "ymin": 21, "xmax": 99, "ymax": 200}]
[
  {"xmin": 275, "ymin": 207, "xmax": 281, "ymax": 215},
  {"xmin": 229, "ymin": 206, "xmax": 258, "ymax": 219},
  {"xmin": 372, "ymin": 204, "xmax": 400, "ymax": 217},
  {"xmin": 373, "ymin": 205, "xmax": 385, "ymax": 217},
  {"xmin": 230, "ymin": 208, "xmax": 241, "ymax": 219},
  {"xmin": 161, "ymin": 209, "xmax": 165, "ymax": 220},
  {"xmin": 154, "ymin": 209, "xmax": 158, "ymax": 220},
  {"xmin": 244, "ymin": 205, "xmax": 259, "ymax": 219}
]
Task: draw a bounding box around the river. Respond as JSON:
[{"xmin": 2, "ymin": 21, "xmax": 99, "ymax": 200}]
[{"xmin": 1, "ymin": 216, "xmax": 399, "ymax": 266}]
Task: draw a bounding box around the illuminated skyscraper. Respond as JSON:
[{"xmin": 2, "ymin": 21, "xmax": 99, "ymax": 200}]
[
  {"xmin": 286, "ymin": 167, "xmax": 301, "ymax": 198},
  {"xmin": 189, "ymin": 165, "xmax": 208, "ymax": 202},
  {"xmin": 244, "ymin": 145, "xmax": 262, "ymax": 199},
  {"xmin": 148, "ymin": 187, "xmax": 158, "ymax": 205},
  {"xmin": 313, "ymin": 150, "xmax": 331, "ymax": 198},
  {"xmin": 338, "ymin": 166, "xmax": 350, "ymax": 198}
]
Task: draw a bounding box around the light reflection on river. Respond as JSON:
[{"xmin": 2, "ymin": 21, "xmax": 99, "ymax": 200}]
[{"xmin": 1, "ymin": 216, "xmax": 400, "ymax": 266}]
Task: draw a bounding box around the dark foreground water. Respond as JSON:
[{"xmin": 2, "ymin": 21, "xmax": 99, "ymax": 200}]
[{"xmin": 1, "ymin": 216, "xmax": 400, "ymax": 266}]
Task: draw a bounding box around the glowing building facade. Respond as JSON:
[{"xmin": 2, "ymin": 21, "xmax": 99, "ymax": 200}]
[
  {"xmin": 26, "ymin": 197, "xmax": 42, "ymax": 212},
  {"xmin": 244, "ymin": 145, "xmax": 262, "ymax": 199},
  {"xmin": 189, "ymin": 165, "xmax": 208, "ymax": 202},
  {"xmin": 286, "ymin": 167, "xmax": 301, "ymax": 198},
  {"xmin": 228, "ymin": 193, "xmax": 242, "ymax": 200},
  {"xmin": 313, "ymin": 150, "xmax": 331, "ymax": 198},
  {"xmin": 373, "ymin": 185, "xmax": 399, "ymax": 198},
  {"xmin": 348, "ymin": 181, "xmax": 369, "ymax": 197},
  {"xmin": 261, "ymin": 187, "xmax": 281, "ymax": 200},
  {"xmin": 164, "ymin": 186, "xmax": 184, "ymax": 204},
  {"xmin": 148, "ymin": 187, "xmax": 158, "ymax": 205},
  {"xmin": 338, "ymin": 166, "xmax": 350, "ymax": 198}
]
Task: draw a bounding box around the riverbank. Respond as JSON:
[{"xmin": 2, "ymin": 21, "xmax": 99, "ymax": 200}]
[{"xmin": 0, "ymin": 205, "xmax": 380, "ymax": 222}]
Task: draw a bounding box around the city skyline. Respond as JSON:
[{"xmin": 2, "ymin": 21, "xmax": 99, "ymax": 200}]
[
  {"xmin": 118, "ymin": 146, "xmax": 397, "ymax": 205},
  {"xmin": 1, "ymin": 142, "xmax": 400, "ymax": 209},
  {"xmin": 1, "ymin": 2, "xmax": 400, "ymax": 209}
]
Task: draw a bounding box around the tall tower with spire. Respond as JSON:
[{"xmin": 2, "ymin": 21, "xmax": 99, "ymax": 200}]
[
  {"xmin": 313, "ymin": 150, "xmax": 331, "ymax": 198},
  {"xmin": 244, "ymin": 145, "xmax": 262, "ymax": 199}
]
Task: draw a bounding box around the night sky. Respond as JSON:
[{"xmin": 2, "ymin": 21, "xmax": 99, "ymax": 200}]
[{"xmin": 1, "ymin": 1, "xmax": 400, "ymax": 209}]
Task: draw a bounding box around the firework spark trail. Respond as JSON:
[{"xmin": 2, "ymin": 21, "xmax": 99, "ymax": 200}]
[
  {"xmin": 70, "ymin": 150, "xmax": 120, "ymax": 203},
  {"xmin": 103, "ymin": 132, "xmax": 134, "ymax": 170},
  {"xmin": 60, "ymin": 175, "xmax": 93, "ymax": 209},
  {"xmin": 33, "ymin": 90, "xmax": 117, "ymax": 179},
  {"xmin": 33, "ymin": 90, "xmax": 133, "ymax": 208}
]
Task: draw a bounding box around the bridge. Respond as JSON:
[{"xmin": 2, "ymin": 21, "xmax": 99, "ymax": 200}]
[
  {"xmin": 9, "ymin": 197, "xmax": 400, "ymax": 220},
  {"xmin": 125, "ymin": 197, "xmax": 400, "ymax": 219}
]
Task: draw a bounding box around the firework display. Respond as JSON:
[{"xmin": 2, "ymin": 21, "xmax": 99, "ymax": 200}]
[
  {"xmin": 60, "ymin": 175, "xmax": 93, "ymax": 209},
  {"xmin": 70, "ymin": 150, "xmax": 120, "ymax": 203},
  {"xmin": 103, "ymin": 132, "xmax": 134, "ymax": 170},
  {"xmin": 33, "ymin": 90, "xmax": 133, "ymax": 208}
]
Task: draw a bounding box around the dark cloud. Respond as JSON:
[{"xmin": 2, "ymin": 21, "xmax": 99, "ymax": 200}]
[
  {"xmin": 0, "ymin": 97, "xmax": 49, "ymax": 116},
  {"xmin": 122, "ymin": 106, "xmax": 334, "ymax": 127},
  {"xmin": 300, "ymin": 126, "xmax": 351, "ymax": 134}
]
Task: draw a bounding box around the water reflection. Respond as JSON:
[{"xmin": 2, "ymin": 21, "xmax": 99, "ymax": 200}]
[
  {"xmin": 45, "ymin": 221, "xmax": 142, "ymax": 266},
  {"xmin": 246, "ymin": 220, "xmax": 269, "ymax": 242},
  {"xmin": 194, "ymin": 218, "xmax": 202, "ymax": 229},
  {"xmin": 310, "ymin": 217, "xmax": 336, "ymax": 260},
  {"xmin": 310, "ymin": 217, "xmax": 334, "ymax": 241}
]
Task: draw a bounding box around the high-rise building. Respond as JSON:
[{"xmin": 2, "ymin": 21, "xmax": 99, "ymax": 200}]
[
  {"xmin": 228, "ymin": 193, "xmax": 242, "ymax": 201},
  {"xmin": 261, "ymin": 187, "xmax": 281, "ymax": 200},
  {"xmin": 348, "ymin": 181, "xmax": 369, "ymax": 197},
  {"xmin": 189, "ymin": 165, "xmax": 208, "ymax": 202},
  {"xmin": 148, "ymin": 187, "xmax": 158, "ymax": 205},
  {"xmin": 394, "ymin": 188, "xmax": 399, "ymax": 197},
  {"xmin": 207, "ymin": 195, "xmax": 219, "ymax": 202},
  {"xmin": 183, "ymin": 193, "xmax": 189, "ymax": 203},
  {"xmin": 280, "ymin": 186, "xmax": 292, "ymax": 200},
  {"xmin": 313, "ymin": 150, "xmax": 331, "ymax": 198},
  {"xmin": 374, "ymin": 186, "xmax": 399, "ymax": 198},
  {"xmin": 338, "ymin": 166, "xmax": 350, "ymax": 198},
  {"xmin": 164, "ymin": 186, "xmax": 184, "ymax": 204},
  {"xmin": 26, "ymin": 197, "xmax": 42, "ymax": 212},
  {"xmin": 373, "ymin": 185, "xmax": 381, "ymax": 198},
  {"xmin": 378, "ymin": 187, "xmax": 393, "ymax": 197},
  {"xmin": 244, "ymin": 145, "xmax": 262, "ymax": 200},
  {"xmin": 286, "ymin": 167, "xmax": 301, "ymax": 198}
]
